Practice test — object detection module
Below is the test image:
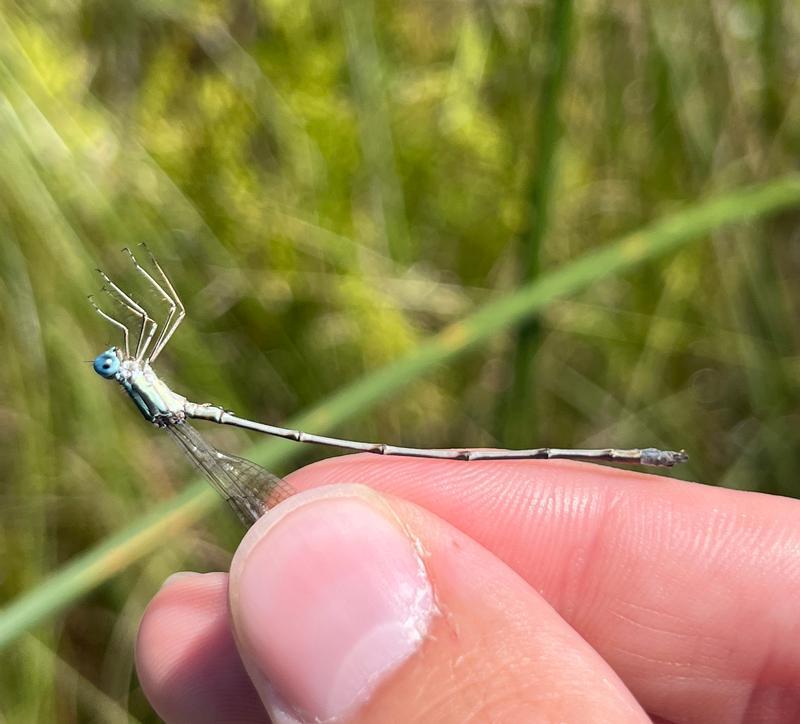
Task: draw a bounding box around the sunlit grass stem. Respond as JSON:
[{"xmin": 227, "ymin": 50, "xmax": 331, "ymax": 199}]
[{"xmin": 1, "ymin": 174, "xmax": 799, "ymax": 652}]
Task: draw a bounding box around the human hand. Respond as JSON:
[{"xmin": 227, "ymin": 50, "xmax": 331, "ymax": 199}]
[{"xmin": 136, "ymin": 456, "xmax": 800, "ymax": 723}]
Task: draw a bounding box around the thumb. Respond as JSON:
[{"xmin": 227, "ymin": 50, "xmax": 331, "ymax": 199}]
[{"xmin": 229, "ymin": 483, "xmax": 648, "ymax": 723}]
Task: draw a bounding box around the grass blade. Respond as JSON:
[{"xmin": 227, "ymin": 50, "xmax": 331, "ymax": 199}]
[{"xmin": 1, "ymin": 174, "xmax": 799, "ymax": 651}]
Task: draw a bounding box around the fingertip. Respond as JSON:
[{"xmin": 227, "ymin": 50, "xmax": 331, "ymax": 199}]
[
  {"xmin": 136, "ymin": 572, "xmax": 269, "ymax": 724},
  {"xmin": 159, "ymin": 570, "xmax": 202, "ymax": 590},
  {"xmin": 136, "ymin": 572, "xmax": 228, "ymax": 693},
  {"xmin": 229, "ymin": 484, "xmax": 436, "ymax": 722},
  {"xmin": 228, "ymin": 482, "xmax": 647, "ymax": 723}
]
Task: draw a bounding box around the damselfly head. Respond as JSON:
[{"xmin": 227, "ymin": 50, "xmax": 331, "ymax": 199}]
[{"xmin": 93, "ymin": 347, "xmax": 122, "ymax": 379}]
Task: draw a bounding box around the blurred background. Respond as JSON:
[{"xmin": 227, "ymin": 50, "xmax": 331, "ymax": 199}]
[{"xmin": 1, "ymin": 0, "xmax": 799, "ymax": 720}]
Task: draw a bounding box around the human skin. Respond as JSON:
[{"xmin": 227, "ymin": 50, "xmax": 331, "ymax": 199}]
[{"xmin": 136, "ymin": 457, "xmax": 800, "ymax": 723}]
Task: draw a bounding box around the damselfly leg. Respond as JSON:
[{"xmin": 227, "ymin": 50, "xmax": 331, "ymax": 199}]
[
  {"xmin": 91, "ymin": 246, "xmax": 186, "ymax": 363},
  {"xmin": 123, "ymin": 245, "xmax": 186, "ymax": 362},
  {"xmin": 96, "ymin": 269, "xmax": 158, "ymax": 362},
  {"xmin": 88, "ymin": 295, "xmax": 131, "ymax": 358}
]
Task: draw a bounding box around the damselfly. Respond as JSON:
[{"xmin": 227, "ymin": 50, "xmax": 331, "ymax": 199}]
[{"xmin": 90, "ymin": 247, "xmax": 687, "ymax": 526}]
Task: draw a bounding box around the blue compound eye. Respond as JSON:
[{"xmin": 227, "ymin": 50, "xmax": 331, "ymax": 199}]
[{"xmin": 93, "ymin": 349, "xmax": 120, "ymax": 378}]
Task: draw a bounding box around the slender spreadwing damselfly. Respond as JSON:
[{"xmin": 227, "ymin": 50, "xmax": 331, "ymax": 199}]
[{"xmin": 90, "ymin": 247, "xmax": 687, "ymax": 526}]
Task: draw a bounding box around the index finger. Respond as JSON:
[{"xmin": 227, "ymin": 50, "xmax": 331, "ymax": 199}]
[{"xmin": 285, "ymin": 456, "xmax": 800, "ymax": 724}]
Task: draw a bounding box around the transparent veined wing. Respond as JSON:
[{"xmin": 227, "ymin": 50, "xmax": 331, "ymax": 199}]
[{"xmin": 167, "ymin": 422, "xmax": 295, "ymax": 526}]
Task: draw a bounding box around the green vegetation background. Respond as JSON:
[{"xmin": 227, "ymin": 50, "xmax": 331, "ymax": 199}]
[{"xmin": 1, "ymin": 1, "xmax": 799, "ymax": 720}]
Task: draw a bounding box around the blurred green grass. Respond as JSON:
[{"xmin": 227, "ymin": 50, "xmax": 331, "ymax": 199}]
[{"xmin": 1, "ymin": 1, "xmax": 799, "ymax": 721}]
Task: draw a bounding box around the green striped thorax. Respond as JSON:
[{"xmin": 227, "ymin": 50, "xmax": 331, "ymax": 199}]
[{"xmin": 92, "ymin": 347, "xmax": 187, "ymax": 425}]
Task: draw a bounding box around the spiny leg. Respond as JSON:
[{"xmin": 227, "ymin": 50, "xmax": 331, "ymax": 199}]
[
  {"xmin": 122, "ymin": 246, "xmax": 179, "ymax": 363},
  {"xmin": 137, "ymin": 244, "xmax": 186, "ymax": 362},
  {"xmin": 98, "ymin": 270, "xmax": 156, "ymax": 361},
  {"xmin": 96, "ymin": 269, "xmax": 158, "ymax": 362},
  {"xmin": 88, "ymin": 295, "xmax": 130, "ymax": 357}
]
